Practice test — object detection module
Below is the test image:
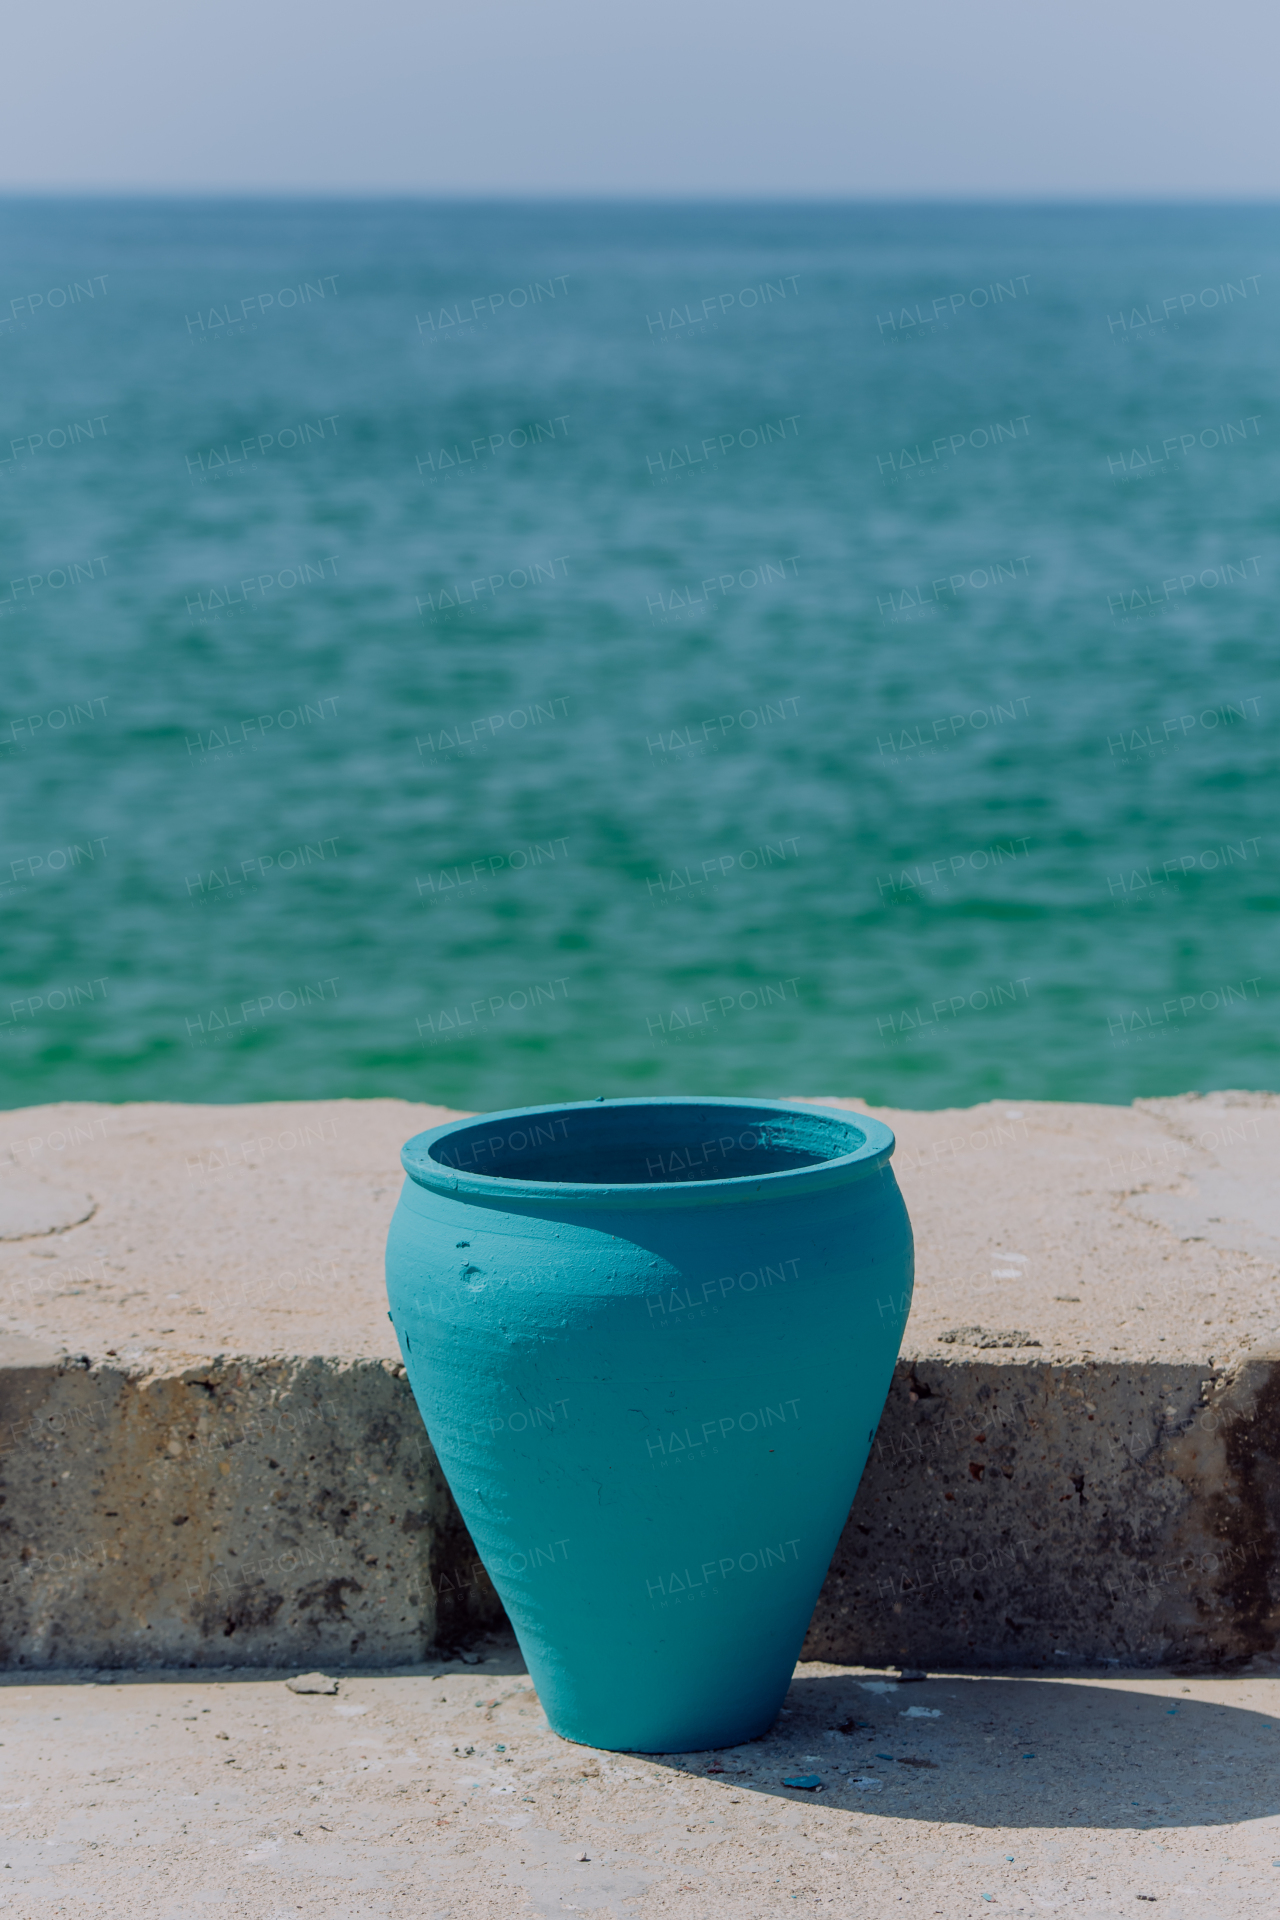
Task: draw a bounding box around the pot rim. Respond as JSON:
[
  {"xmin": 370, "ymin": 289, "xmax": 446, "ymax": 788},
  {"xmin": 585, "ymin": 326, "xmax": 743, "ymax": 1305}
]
[{"xmin": 400, "ymin": 1096, "xmax": 895, "ymax": 1211}]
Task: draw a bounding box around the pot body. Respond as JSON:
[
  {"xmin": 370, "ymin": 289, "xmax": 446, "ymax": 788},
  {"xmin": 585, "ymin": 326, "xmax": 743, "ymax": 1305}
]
[{"xmin": 385, "ymin": 1097, "xmax": 912, "ymax": 1752}]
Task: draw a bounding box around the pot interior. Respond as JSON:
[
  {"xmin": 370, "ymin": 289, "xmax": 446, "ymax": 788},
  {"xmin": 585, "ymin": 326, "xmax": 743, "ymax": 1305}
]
[{"xmin": 429, "ymin": 1101, "xmax": 866, "ymax": 1185}]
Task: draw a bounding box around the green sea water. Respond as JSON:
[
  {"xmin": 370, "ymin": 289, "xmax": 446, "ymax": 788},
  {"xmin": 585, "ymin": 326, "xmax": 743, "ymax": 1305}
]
[{"xmin": 1, "ymin": 200, "xmax": 1276, "ymax": 1111}]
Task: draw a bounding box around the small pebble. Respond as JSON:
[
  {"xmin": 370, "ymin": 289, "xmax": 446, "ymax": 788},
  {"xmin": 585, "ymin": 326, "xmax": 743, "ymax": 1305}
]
[{"xmin": 285, "ymin": 1673, "xmax": 339, "ymax": 1696}]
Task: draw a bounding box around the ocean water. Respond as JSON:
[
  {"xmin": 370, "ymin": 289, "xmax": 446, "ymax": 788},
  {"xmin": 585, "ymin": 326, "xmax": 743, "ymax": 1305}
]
[{"xmin": 1, "ymin": 199, "xmax": 1276, "ymax": 1113}]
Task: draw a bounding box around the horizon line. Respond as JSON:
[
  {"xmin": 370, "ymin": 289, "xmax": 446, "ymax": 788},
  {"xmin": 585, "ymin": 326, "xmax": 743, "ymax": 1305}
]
[{"xmin": 1, "ymin": 189, "xmax": 1278, "ymax": 205}]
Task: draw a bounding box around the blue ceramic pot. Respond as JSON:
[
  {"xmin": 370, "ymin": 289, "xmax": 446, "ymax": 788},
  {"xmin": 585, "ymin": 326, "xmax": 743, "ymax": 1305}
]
[{"xmin": 385, "ymin": 1097, "xmax": 912, "ymax": 1753}]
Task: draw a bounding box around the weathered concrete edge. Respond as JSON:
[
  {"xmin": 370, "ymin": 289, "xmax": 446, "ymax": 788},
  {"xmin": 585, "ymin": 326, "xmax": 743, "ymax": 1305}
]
[
  {"xmin": 803, "ymin": 1348, "xmax": 1280, "ymax": 1670},
  {"xmin": 0, "ymin": 1347, "xmax": 505, "ymax": 1672},
  {"xmin": 5, "ymin": 1342, "xmax": 1278, "ymax": 1673}
]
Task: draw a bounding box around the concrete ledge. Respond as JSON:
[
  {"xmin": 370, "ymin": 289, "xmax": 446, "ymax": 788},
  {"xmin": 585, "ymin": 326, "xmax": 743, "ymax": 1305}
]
[
  {"xmin": 2, "ymin": 1092, "xmax": 1278, "ymax": 1671},
  {"xmin": 0, "ymin": 1344, "xmax": 505, "ymax": 1669}
]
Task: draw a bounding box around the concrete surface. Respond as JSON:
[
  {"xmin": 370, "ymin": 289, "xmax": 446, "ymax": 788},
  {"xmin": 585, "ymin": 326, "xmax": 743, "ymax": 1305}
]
[
  {"xmin": 1, "ymin": 1091, "xmax": 1278, "ymax": 1672},
  {"xmin": 3, "ymin": 1640, "xmax": 1280, "ymax": 1917}
]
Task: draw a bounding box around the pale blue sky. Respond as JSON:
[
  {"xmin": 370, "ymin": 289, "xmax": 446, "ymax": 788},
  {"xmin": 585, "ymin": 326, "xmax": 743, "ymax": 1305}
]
[{"xmin": 4, "ymin": 0, "xmax": 1277, "ymax": 196}]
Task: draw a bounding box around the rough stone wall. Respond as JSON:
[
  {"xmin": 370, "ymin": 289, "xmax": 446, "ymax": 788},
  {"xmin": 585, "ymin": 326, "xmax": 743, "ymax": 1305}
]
[
  {"xmin": 802, "ymin": 1352, "xmax": 1280, "ymax": 1670},
  {"xmin": 5, "ymin": 1340, "xmax": 1277, "ymax": 1672},
  {"xmin": 0, "ymin": 1345, "xmax": 503, "ymax": 1670}
]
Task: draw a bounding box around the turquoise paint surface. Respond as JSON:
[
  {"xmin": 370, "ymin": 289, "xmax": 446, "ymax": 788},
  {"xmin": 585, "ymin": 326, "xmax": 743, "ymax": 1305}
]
[{"xmin": 385, "ymin": 1097, "xmax": 913, "ymax": 1752}]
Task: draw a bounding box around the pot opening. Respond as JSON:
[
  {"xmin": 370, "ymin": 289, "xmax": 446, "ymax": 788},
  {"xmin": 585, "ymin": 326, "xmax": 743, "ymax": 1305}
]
[{"xmin": 428, "ymin": 1101, "xmax": 866, "ymax": 1185}]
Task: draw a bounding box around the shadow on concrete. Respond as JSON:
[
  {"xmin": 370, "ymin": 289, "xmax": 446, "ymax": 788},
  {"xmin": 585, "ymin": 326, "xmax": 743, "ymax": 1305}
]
[
  {"xmin": 638, "ymin": 1670, "xmax": 1280, "ymax": 1830},
  {"xmin": 8, "ymin": 1652, "xmax": 1277, "ymax": 1832}
]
